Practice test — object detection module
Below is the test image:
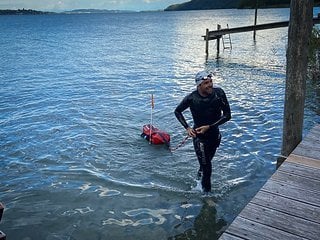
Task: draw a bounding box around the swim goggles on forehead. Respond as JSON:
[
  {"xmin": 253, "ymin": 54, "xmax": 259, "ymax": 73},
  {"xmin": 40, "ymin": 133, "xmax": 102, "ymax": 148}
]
[{"xmin": 202, "ymin": 73, "xmax": 213, "ymax": 80}]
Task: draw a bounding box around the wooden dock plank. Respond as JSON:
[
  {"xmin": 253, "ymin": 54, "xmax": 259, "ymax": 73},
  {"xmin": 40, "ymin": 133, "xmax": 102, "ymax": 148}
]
[
  {"xmin": 286, "ymin": 154, "xmax": 320, "ymax": 169},
  {"xmin": 292, "ymin": 146, "xmax": 320, "ymax": 160},
  {"xmin": 292, "ymin": 126, "xmax": 320, "ymax": 160},
  {"xmin": 218, "ymin": 233, "xmax": 244, "ymax": 240},
  {"xmin": 222, "ymin": 216, "xmax": 309, "ymax": 240},
  {"xmin": 299, "ymin": 134, "xmax": 320, "ymax": 145},
  {"xmin": 303, "ymin": 130, "xmax": 320, "ymax": 143},
  {"xmin": 251, "ymin": 190, "xmax": 320, "ymax": 224},
  {"xmin": 307, "ymin": 124, "xmax": 320, "ymax": 133},
  {"xmin": 261, "ymin": 179, "xmax": 320, "ymax": 207},
  {"xmin": 238, "ymin": 203, "xmax": 320, "ymax": 240},
  {"xmin": 277, "ymin": 161, "xmax": 320, "ymax": 180},
  {"xmin": 293, "ymin": 139, "xmax": 320, "ymax": 151},
  {"xmin": 219, "ymin": 124, "xmax": 320, "ymax": 240},
  {"xmin": 271, "ymin": 170, "xmax": 320, "ymax": 192}
]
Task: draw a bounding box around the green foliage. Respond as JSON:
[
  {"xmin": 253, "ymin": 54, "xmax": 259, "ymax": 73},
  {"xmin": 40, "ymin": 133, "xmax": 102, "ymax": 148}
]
[
  {"xmin": 309, "ymin": 27, "xmax": 320, "ymax": 64},
  {"xmin": 238, "ymin": 0, "xmax": 291, "ymax": 9},
  {"xmin": 166, "ymin": 0, "xmax": 320, "ymax": 11},
  {"xmin": 165, "ymin": 0, "xmax": 240, "ymax": 11},
  {"xmin": 0, "ymin": 9, "xmax": 52, "ymax": 15},
  {"xmin": 308, "ymin": 27, "xmax": 320, "ymax": 83}
]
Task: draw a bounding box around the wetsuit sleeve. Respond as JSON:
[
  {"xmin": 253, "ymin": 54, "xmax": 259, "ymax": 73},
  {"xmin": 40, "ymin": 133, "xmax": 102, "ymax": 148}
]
[
  {"xmin": 174, "ymin": 95, "xmax": 190, "ymax": 129},
  {"xmin": 210, "ymin": 88, "xmax": 231, "ymax": 128}
]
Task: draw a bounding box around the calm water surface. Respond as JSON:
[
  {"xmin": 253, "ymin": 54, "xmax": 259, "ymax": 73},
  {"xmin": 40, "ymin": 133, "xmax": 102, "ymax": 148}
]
[{"xmin": 1, "ymin": 9, "xmax": 319, "ymax": 240}]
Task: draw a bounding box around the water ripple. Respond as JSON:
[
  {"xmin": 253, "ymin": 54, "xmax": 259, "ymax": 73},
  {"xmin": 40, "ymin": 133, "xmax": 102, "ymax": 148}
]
[{"xmin": 103, "ymin": 208, "xmax": 173, "ymax": 226}]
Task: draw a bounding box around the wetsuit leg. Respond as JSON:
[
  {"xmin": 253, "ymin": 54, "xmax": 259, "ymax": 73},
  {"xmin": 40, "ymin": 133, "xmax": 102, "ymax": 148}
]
[{"xmin": 193, "ymin": 138, "xmax": 217, "ymax": 192}]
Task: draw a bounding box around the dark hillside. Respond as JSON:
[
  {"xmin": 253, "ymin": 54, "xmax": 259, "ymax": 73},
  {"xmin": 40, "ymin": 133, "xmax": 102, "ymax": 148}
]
[
  {"xmin": 165, "ymin": 0, "xmax": 320, "ymax": 11},
  {"xmin": 165, "ymin": 0, "xmax": 240, "ymax": 11}
]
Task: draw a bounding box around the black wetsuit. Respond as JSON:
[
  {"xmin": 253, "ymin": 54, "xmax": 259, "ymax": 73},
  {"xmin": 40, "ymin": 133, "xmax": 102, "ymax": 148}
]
[{"xmin": 174, "ymin": 86, "xmax": 231, "ymax": 192}]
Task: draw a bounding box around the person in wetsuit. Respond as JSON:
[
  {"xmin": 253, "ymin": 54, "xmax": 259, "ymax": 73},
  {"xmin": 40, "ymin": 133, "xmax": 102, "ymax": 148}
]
[{"xmin": 174, "ymin": 70, "xmax": 231, "ymax": 193}]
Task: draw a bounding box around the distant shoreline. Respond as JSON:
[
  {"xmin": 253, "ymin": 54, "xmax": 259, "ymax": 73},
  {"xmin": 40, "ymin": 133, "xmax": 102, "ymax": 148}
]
[
  {"xmin": 0, "ymin": 9, "xmax": 54, "ymax": 15},
  {"xmin": 0, "ymin": 8, "xmax": 140, "ymax": 15},
  {"xmin": 0, "ymin": 7, "xmax": 298, "ymax": 16}
]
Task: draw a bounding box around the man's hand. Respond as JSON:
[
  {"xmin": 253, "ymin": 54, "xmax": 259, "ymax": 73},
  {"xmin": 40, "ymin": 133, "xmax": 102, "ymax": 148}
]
[
  {"xmin": 195, "ymin": 125, "xmax": 210, "ymax": 135},
  {"xmin": 186, "ymin": 127, "xmax": 197, "ymax": 138}
]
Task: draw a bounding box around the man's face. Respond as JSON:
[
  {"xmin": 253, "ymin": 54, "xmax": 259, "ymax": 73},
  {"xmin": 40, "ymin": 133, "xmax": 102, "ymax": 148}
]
[{"xmin": 199, "ymin": 78, "xmax": 213, "ymax": 96}]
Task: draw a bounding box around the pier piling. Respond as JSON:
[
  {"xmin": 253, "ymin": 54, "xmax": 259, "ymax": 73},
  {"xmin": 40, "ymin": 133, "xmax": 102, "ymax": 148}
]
[{"xmin": 0, "ymin": 203, "xmax": 6, "ymax": 240}]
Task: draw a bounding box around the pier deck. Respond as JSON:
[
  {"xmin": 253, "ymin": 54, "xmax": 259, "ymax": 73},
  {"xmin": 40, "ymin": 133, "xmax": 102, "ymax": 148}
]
[
  {"xmin": 219, "ymin": 124, "xmax": 320, "ymax": 240},
  {"xmin": 204, "ymin": 17, "xmax": 320, "ymax": 40},
  {"xmin": 203, "ymin": 16, "xmax": 320, "ymax": 55}
]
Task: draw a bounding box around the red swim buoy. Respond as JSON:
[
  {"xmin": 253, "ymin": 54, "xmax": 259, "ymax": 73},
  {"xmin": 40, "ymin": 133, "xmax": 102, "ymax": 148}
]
[{"xmin": 141, "ymin": 124, "xmax": 170, "ymax": 145}]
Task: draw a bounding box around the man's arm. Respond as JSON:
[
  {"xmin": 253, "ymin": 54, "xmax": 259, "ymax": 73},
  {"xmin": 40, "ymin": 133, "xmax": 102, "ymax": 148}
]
[
  {"xmin": 209, "ymin": 88, "xmax": 231, "ymax": 128},
  {"xmin": 174, "ymin": 108, "xmax": 189, "ymax": 129},
  {"xmin": 174, "ymin": 95, "xmax": 197, "ymax": 137},
  {"xmin": 174, "ymin": 95, "xmax": 190, "ymax": 129}
]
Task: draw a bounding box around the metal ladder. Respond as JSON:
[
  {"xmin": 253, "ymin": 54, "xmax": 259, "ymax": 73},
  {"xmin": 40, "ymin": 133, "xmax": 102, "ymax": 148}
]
[{"xmin": 222, "ymin": 24, "xmax": 232, "ymax": 50}]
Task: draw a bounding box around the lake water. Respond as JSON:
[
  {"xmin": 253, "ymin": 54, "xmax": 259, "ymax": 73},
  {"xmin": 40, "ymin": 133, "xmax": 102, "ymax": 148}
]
[{"xmin": 1, "ymin": 8, "xmax": 319, "ymax": 240}]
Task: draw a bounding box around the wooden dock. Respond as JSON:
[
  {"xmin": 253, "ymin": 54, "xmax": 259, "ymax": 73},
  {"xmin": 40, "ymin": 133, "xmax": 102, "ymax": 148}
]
[
  {"xmin": 204, "ymin": 16, "xmax": 320, "ymax": 55},
  {"xmin": 219, "ymin": 124, "xmax": 320, "ymax": 240},
  {"xmin": 204, "ymin": 17, "xmax": 320, "ymax": 40}
]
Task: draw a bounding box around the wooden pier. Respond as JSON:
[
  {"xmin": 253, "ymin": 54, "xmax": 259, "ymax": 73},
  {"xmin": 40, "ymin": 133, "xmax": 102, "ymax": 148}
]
[
  {"xmin": 204, "ymin": 16, "xmax": 320, "ymax": 55},
  {"xmin": 219, "ymin": 124, "xmax": 320, "ymax": 240}
]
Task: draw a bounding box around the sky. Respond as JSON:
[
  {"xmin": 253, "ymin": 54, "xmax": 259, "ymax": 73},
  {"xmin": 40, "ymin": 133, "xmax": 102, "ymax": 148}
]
[{"xmin": 0, "ymin": 0, "xmax": 187, "ymax": 11}]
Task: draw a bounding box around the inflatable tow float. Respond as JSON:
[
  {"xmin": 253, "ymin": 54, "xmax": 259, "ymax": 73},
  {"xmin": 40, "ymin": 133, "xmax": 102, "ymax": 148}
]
[
  {"xmin": 141, "ymin": 124, "xmax": 170, "ymax": 145},
  {"xmin": 141, "ymin": 94, "xmax": 170, "ymax": 146}
]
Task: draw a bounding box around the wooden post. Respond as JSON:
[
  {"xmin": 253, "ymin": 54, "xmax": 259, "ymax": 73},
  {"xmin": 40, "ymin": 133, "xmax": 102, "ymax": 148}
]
[
  {"xmin": 0, "ymin": 203, "xmax": 3, "ymax": 221},
  {"xmin": 0, "ymin": 203, "xmax": 5, "ymax": 240},
  {"xmin": 281, "ymin": 0, "xmax": 314, "ymax": 158},
  {"xmin": 217, "ymin": 24, "xmax": 221, "ymax": 55},
  {"xmin": 205, "ymin": 28, "xmax": 209, "ymax": 56},
  {"xmin": 0, "ymin": 231, "xmax": 6, "ymax": 240},
  {"xmin": 253, "ymin": 2, "xmax": 258, "ymax": 40}
]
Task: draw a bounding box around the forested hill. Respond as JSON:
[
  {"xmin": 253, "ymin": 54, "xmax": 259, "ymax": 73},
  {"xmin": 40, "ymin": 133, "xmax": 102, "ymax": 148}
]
[
  {"xmin": 165, "ymin": 0, "xmax": 240, "ymax": 11},
  {"xmin": 0, "ymin": 9, "xmax": 52, "ymax": 15},
  {"xmin": 164, "ymin": 0, "xmax": 319, "ymax": 11}
]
